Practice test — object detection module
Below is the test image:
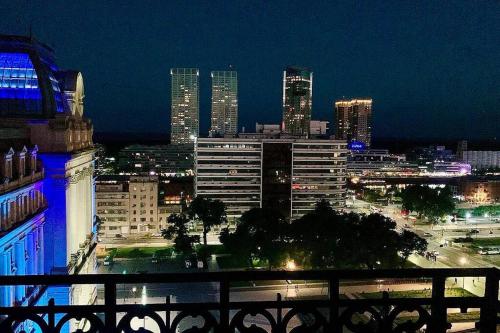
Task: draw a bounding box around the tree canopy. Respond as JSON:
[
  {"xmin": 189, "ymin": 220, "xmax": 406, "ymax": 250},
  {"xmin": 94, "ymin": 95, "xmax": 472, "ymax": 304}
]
[
  {"xmin": 220, "ymin": 200, "xmax": 428, "ymax": 270},
  {"xmin": 161, "ymin": 213, "xmax": 200, "ymax": 254},
  {"xmin": 400, "ymin": 185, "xmax": 455, "ymax": 223},
  {"xmin": 220, "ymin": 207, "xmax": 289, "ymax": 269},
  {"xmin": 189, "ymin": 196, "xmax": 227, "ymax": 245}
]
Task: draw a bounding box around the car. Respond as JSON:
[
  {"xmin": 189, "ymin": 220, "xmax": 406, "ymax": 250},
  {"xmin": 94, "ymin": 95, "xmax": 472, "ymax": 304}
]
[
  {"xmin": 423, "ymin": 232, "xmax": 432, "ymax": 238},
  {"xmin": 470, "ymin": 229, "xmax": 480, "ymax": 234},
  {"xmin": 478, "ymin": 248, "xmax": 500, "ymax": 255},
  {"xmin": 103, "ymin": 256, "xmax": 113, "ymax": 266},
  {"xmin": 404, "ymin": 224, "xmax": 411, "ymax": 229},
  {"xmin": 151, "ymin": 253, "xmax": 159, "ymax": 264}
]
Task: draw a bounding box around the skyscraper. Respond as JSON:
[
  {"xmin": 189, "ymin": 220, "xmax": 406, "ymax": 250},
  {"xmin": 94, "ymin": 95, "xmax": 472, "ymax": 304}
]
[
  {"xmin": 282, "ymin": 67, "xmax": 313, "ymax": 137},
  {"xmin": 210, "ymin": 70, "xmax": 238, "ymax": 136},
  {"xmin": 170, "ymin": 68, "xmax": 199, "ymax": 144},
  {"xmin": 334, "ymin": 98, "xmax": 373, "ymax": 147}
]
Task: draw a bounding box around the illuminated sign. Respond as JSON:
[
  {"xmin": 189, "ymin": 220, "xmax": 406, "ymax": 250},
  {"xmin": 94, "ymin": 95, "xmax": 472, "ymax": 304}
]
[{"xmin": 348, "ymin": 141, "xmax": 366, "ymax": 151}]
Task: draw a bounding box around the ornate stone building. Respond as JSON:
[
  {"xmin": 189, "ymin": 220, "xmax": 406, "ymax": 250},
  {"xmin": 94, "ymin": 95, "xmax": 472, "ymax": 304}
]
[{"xmin": 0, "ymin": 35, "xmax": 96, "ymax": 332}]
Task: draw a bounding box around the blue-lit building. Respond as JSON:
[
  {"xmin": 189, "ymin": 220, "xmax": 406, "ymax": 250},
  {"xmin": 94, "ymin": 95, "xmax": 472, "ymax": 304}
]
[{"xmin": 0, "ymin": 35, "xmax": 96, "ymax": 332}]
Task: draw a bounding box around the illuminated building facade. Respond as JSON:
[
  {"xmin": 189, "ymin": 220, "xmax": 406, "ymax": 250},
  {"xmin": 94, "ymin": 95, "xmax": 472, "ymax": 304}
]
[
  {"xmin": 0, "ymin": 145, "xmax": 46, "ymax": 323},
  {"xmin": 461, "ymin": 150, "xmax": 500, "ymax": 170},
  {"xmin": 117, "ymin": 144, "xmax": 194, "ymax": 176},
  {"xmin": 282, "ymin": 67, "xmax": 313, "ymax": 137},
  {"xmin": 96, "ymin": 175, "xmax": 182, "ymax": 239},
  {"xmin": 195, "ymin": 138, "xmax": 347, "ymax": 221},
  {"xmin": 210, "ymin": 70, "xmax": 238, "ymax": 136},
  {"xmin": 459, "ymin": 177, "xmax": 500, "ymax": 203},
  {"xmin": 0, "ymin": 35, "xmax": 96, "ymax": 332},
  {"xmin": 170, "ymin": 68, "xmax": 199, "ymax": 144},
  {"xmin": 335, "ymin": 98, "xmax": 372, "ymax": 147}
]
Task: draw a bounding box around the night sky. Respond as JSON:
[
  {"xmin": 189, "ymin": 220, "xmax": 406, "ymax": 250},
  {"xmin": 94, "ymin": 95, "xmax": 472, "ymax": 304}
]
[{"xmin": 2, "ymin": 1, "xmax": 499, "ymax": 140}]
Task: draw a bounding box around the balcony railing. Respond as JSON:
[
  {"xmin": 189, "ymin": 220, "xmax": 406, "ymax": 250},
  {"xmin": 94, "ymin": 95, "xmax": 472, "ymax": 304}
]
[
  {"xmin": 0, "ymin": 169, "xmax": 44, "ymax": 195},
  {"xmin": 0, "ymin": 268, "xmax": 499, "ymax": 332}
]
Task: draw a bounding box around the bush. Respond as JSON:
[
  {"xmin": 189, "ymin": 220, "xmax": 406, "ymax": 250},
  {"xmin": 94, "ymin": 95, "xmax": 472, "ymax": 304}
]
[{"xmin": 454, "ymin": 237, "xmax": 473, "ymax": 243}]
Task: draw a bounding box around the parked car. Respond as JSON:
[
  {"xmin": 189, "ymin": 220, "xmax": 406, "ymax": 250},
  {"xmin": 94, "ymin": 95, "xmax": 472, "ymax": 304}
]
[
  {"xmin": 423, "ymin": 232, "xmax": 432, "ymax": 238},
  {"xmin": 151, "ymin": 253, "xmax": 159, "ymax": 264},
  {"xmin": 478, "ymin": 248, "xmax": 500, "ymax": 255},
  {"xmin": 103, "ymin": 255, "xmax": 113, "ymax": 266}
]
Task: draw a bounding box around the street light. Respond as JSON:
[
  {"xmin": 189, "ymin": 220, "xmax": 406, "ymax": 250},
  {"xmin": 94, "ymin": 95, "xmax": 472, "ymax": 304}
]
[
  {"xmin": 459, "ymin": 257, "xmax": 468, "ymax": 289},
  {"xmin": 141, "ymin": 285, "xmax": 147, "ymax": 306},
  {"xmin": 286, "ymin": 260, "xmax": 296, "ymax": 271}
]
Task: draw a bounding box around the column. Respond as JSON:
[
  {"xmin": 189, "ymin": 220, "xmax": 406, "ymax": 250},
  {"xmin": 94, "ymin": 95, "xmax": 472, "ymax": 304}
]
[
  {"xmin": 26, "ymin": 232, "xmax": 35, "ymax": 276},
  {"xmin": 14, "ymin": 240, "xmax": 26, "ymax": 303},
  {"xmin": 0, "ymin": 253, "xmax": 11, "ymax": 307},
  {"xmin": 37, "ymin": 224, "xmax": 44, "ymax": 275}
]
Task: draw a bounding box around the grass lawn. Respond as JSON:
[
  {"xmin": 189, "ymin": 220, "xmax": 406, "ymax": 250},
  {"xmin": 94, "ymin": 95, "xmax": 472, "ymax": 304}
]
[
  {"xmin": 216, "ymin": 255, "xmax": 268, "ymax": 270},
  {"xmin": 107, "ymin": 246, "xmax": 174, "ymax": 258},
  {"xmin": 361, "ymin": 288, "xmax": 475, "ymax": 299},
  {"xmin": 472, "ymin": 237, "xmax": 500, "ymax": 247},
  {"xmin": 194, "ymin": 244, "xmax": 226, "ymax": 256}
]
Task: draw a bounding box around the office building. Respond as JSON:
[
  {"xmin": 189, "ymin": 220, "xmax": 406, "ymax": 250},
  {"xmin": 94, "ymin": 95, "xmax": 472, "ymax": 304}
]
[
  {"xmin": 210, "ymin": 70, "xmax": 238, "ymax": 136},
  {"xmin": 457, "ymin": 140, "xmax": 468, "ymax": 160},
  {"xmin": 347, "ymin": 149, "xmax": 412, "ymax": 177},
  {"xmin": 195, "ymin": 138, "xmax": 347, "ymax": 221},
  {"xmin": 309, "ymin": 120, "xmax": 329, "ymax": 137},
  {"xmin": 117, "ymin": 144, "xmax": 194, "ymax": 176},
  {"xmin": 0, "ymin": 35, "xmax": 96, "ymax": 332},
  {"xmin": 335, "ymin": 98, "xmax": 373, "ymax": 147},
  {"xmin": 96, "ymin": 175, "xmax": 181, "ymax": 239},
  {"xmin": 458, "ymin": 177, "xmax": 500, "ymax": 203},
  {"xmin": 282, "ymin": 67, "xmax": 313, "ymax": 136},
  {"xmin": 461, "ymin": 150, "xmax": 500, "ymax": 170},
  {"xmin": 170, "ymin": 68, "xmax": 199, "ymax": 144}
]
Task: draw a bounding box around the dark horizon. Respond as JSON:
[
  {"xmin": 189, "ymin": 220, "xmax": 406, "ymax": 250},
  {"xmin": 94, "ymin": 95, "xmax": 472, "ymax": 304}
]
[{"xmin": 2, "ymin": 1, "xmax": 499, "ymax": 140}]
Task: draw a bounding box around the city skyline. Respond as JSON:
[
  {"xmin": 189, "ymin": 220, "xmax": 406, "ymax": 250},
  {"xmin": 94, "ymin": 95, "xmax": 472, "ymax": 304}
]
[{"xmin": 2, "ymin": 1, "xmax": 499, "ymax": 140}]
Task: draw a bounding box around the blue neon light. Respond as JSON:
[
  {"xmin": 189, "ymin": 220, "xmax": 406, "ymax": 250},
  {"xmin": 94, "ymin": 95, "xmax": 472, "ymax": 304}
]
[
  {"xmin": 0, "ymin": 52, "xmax": 43, "ymax": 114},
  {"xmin": 348, "ymin": 141, "xmax": 367, "ymax": 151}
]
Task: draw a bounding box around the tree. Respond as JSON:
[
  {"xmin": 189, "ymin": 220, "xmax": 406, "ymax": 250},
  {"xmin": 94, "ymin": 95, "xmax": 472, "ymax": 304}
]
[
  {"xmin": 398, "ymin": 229, "xmax": 428, "ymax": 265},
  {"xmin": 189, "ymin": 197, "xmax": 227, "ymax": 245},
  {"xmin": 290, "ymin": 200, "xmax": 350, "ymax": 268},
  {"xmin": 352, "ymin": 213, "xmax": 402, "ymax": 269},
  {"xmin": 289, "ymin": 202, "xmax": 429, "ymax": 269},
  {"xmin": 220, "ymin": 207, "xmax": 289, "ymax": 269},
  {"xmin": 161, "ymin": 213, "xmax": 200, "ymax": 254},
  {"xmin": 401, "ymin": 185, "xmax": 455, "ymax": 223}
]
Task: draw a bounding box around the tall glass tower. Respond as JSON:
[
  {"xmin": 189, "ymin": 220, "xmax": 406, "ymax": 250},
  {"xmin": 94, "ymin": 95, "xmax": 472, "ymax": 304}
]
[
  {"xmin": 282, "ymin": 67, "xmax": 313, "ymax": 137},
  {"xmin": 210, "ymin": 70, "xmax": 238, "ymax": 136},
  {"xmin": 170, "ymin": 68, "xmax": 199, "ymax": 144},
  {"xmin": 334, "ymin": 98, "xmax": 372, "ymax": 147}
]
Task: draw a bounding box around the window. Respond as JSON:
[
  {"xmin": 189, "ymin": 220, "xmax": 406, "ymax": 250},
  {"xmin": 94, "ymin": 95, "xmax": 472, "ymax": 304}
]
[{"xmin": 0, "ymin": 53, "xmax": 43, "ymax": 115}]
